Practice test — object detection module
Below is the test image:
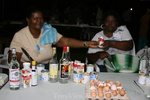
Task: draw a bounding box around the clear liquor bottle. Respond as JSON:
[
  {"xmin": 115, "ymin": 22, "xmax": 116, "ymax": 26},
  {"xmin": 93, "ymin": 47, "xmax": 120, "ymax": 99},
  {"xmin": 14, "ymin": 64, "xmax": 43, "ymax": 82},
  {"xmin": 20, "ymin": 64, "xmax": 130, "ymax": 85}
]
[
  {"xmin": 59, "ymin": 46, "xmax": 69, "ymax": 84},
  {"xmin": 67, "ymin": 46, "xmax": 72, "ymax": 79},
  {"xmin": 49, "ymin": 47, "xmax": 58, "ymax": 83},
  {"xmin": 139, "ymin": 46, "xmax": 149, "ymax": 74},
  {"xmin": 31, "ymin": 61, "xmax": 37, "ymax": 86},
  {"xmin": 9, "ymin": 48, "xmax": 20, "ymax": 90}
]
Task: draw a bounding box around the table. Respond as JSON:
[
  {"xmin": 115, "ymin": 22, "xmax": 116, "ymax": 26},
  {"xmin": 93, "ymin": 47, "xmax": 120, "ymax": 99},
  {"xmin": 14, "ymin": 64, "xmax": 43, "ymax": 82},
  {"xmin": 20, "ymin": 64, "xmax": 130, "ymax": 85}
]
[
  {"xmin": 0, "ymin": 73, "xmax": 8, "ymax": 89},
  {"xmin": 0, "ymin": 73, "xmax": 149, "ymax": 100}
]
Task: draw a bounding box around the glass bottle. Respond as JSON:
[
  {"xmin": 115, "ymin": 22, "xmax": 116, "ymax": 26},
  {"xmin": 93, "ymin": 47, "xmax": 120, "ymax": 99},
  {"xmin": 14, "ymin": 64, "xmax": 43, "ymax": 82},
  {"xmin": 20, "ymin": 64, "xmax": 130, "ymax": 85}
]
[
  {"xmin": 31, "ymin": 61, "xmax": 37, "ymax": 86},
  {"xmin": 59, "ymin": 46, "xmax": 69, "ymax": 84},
  {"xmin": 49, "ymin": 47, "xmax": 58, "ymax": 83},
  {"xmin": 9, "ymin": 48, "xmax": 20, "ymax": 90},
  {"xmin": 139, "ymin": 46, "xmax": 149, "ymax": 74},
  {"xmin": 67, "ymin": 46, "xmax": 72, "ymax": 79}
]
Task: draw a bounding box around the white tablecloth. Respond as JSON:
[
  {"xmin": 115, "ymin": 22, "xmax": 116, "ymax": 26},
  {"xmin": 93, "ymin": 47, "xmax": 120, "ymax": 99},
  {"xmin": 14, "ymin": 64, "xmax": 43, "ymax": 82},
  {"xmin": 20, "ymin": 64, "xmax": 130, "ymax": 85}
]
[
  {"xmin": 0, "ymin": 73, "xmax": 8, "ymax": 89},
  {"xmin": 0, "ymin": 73, "xmax": 149, "ymax": 100}
]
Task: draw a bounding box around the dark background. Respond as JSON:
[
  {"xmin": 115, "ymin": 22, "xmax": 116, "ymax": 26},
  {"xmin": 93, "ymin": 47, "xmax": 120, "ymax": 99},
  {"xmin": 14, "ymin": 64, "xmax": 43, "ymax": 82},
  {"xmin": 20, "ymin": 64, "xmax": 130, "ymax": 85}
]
[{"xmin": 0, "ymin": 0, "xmax": 150, "ymax": 62}]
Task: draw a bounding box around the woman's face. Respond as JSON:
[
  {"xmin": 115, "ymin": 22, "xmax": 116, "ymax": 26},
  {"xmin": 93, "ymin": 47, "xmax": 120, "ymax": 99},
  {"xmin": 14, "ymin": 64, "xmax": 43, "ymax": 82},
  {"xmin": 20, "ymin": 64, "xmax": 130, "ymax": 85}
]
[
  {"xmin": 104, "ymin": 15, "xmax": 118, "ymax": 32},
  {"xmin": 26, "ymin": 11, "xmax": 44, "ymax": 30}
]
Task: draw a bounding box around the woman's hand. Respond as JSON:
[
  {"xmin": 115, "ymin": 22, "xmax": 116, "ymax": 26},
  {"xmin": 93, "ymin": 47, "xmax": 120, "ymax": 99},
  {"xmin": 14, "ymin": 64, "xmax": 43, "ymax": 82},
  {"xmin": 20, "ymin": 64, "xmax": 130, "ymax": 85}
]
[
  {"xmin": 102, "ymin": 40, "xmax": 111, "ymax": 50},
  {"xmin": 99, "ymin": 51, "xmax": 110, "ymax": 60},
  {"xmin": 86, "ymin": 41, "xmax": 99, "ymax": 48}
]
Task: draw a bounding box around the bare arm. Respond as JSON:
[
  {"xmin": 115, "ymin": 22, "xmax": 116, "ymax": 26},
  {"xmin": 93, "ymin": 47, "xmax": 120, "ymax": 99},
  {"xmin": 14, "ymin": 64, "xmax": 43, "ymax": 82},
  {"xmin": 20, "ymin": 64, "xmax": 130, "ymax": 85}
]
[
  {"xmin": 102, "ymin": 40, "xmax": 133, "ymax": 51},
  {"xmin": 87, "ymin": 51, "xmax": 110, "ymax": 64},
  {"xmin": 56, "ymin": 37, "xmax": 98, "ymax": 48}
]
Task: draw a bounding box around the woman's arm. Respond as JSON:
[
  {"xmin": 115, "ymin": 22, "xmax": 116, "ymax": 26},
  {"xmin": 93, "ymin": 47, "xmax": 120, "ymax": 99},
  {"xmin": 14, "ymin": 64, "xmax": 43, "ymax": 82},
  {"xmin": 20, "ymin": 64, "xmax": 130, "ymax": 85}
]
[
  {"xmin": 56, "ymin": 37, "xmax": 98, "ymax": 48},
  {"xmin": 102, "ymin": 40, "xmax": 133, "ymax": 51},
  {"xmin": 87, "ymin": 51, "xmax": 110, "ymax": 64}
]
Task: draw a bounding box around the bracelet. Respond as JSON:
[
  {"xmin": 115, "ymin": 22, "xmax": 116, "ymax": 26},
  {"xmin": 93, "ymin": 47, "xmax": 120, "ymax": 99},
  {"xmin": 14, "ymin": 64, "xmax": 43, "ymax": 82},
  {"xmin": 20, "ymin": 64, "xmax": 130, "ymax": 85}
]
[{"xmin": 84, "ymin": 41, "xmax": 87, "ymax": 48}]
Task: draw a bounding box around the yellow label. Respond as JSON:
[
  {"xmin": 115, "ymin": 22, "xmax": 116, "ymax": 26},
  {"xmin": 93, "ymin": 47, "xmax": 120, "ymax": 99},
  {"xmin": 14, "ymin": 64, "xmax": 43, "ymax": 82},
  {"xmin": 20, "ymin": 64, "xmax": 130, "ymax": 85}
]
[{"xmin": 50, "ymin": 64, "xmax": 58, "ymax": 78}]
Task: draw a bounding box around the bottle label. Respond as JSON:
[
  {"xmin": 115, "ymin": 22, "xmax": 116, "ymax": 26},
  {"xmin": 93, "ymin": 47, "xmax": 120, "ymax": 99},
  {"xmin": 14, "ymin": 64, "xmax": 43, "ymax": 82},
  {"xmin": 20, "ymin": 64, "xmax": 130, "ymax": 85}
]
[
  {"xmin": 50, "ymin": 64, "xmax": 58, "ymax": 78},
  {"xmin": 31, "ymin": 71, "xmax": 37, "ymax": 86},
  {"xmin": 60, "ymin": 64, "xmax": 68, "ymax": 78},
  {"xmin": 9, "ymin": 69, "xmax": 20, "ymax": 86},
  {"xmin": 139, "ymin": 60, "xmax": 147, "ymax": 74}
]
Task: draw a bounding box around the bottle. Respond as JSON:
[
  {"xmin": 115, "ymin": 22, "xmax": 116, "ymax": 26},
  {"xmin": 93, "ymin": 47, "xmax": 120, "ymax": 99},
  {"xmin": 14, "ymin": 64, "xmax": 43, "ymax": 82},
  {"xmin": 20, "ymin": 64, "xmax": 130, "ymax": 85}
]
[
  {"xmin": 59, "ymin": 46, "xmax": 69, "ymax": 84},
  {"xmin": 67, "ymin": 46, "xmax": 72, "ymax": 79},
  {"xmin": 31, "ymin": 61, "xmax": 37, "ymax": 86},
  {"xmin": 139, "ymin": 46, "xmax": 149, "ymax": 74},
  {"xmin": 49, "ymin": 47, "xmax": 58, "ymax": 83},
  {"xmin": 22, "ymin": 62, "xmax": 32, "ymax": 88},
  {"xmin": 9, "ymin": 48, "xmax": 20, "ymax": 90}
]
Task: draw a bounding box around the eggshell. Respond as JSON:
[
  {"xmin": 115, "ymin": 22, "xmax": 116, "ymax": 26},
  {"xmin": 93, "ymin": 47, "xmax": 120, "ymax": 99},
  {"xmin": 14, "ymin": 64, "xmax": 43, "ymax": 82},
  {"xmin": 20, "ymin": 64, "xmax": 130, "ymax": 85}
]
[
  {"xmin": 98, "ymin": 92, "xmax": 104, "ymax": 98},
  {"xmin": 96, "ymin": 81, "xmax": 101, "ymax": 86},
  {"xmin": 119, "ymin": 89, "xmax": 126, "ymax": 96},
  {"xmin": 91, "ymin": 92, "xmax": 97, "ymax": 98},
  {"xmin": 117, "ymin": 86, "xmax": 123, "ymax": 92},
  {"xmin": 108, "ymin": 80, "xmax": 114, "ymax": 86},
  {"xmin": 112, "ymin": 90, "xmax": 118, "ymax": 96},
  {"xmin": 103, "ymin": 86, "xmax": 110, "ymax": 92},
  {"xmin": 115, "ymin": 81, "xmax": 122, "ymax": 87},
  {"xmin": 111, "ymin": 84, "xmax": 117, "ymax": 91},
  {"xmin": 98, "ymin": 82, "xmax": 104, "ymax": 88}
]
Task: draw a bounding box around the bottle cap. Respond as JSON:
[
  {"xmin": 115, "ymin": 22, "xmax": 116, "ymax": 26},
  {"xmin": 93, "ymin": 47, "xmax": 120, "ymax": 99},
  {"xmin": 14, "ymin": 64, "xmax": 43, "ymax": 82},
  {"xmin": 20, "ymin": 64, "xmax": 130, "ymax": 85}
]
[
  {"xmin": 12, "ymin": 48, "xmax": 16, "ymax": 54},
  {"xmin": 32, "ymin": 61, "xmax": 36, "ymax": 66},
  {"xmin": 63, "ymin": 46, "xmax": 67, "ymax": 51},
  {"xmin": 23, "ymin": 62, "xmax": 30, "ymax": 69}
]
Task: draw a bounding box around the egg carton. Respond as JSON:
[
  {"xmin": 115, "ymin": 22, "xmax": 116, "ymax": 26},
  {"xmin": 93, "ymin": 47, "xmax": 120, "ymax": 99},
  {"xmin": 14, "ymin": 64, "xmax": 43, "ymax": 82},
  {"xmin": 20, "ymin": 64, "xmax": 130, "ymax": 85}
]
[{"xmin": 85, "ymin": 81, "xmax": 130, "ymax": 100}]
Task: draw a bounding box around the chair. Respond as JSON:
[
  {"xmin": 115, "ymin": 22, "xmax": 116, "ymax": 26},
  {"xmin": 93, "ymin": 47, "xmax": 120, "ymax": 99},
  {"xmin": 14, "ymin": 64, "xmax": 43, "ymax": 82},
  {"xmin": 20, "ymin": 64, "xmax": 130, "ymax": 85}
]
[{"xmin": 0, "ymin": 47, "xmax": 9, "ymax": 73}]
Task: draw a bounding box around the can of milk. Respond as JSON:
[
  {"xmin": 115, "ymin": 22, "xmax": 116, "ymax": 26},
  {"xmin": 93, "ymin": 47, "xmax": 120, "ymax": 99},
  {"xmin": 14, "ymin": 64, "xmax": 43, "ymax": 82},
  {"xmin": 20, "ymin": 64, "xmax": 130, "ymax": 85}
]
[
  {"xmin": 86, "ymin": 64, "xmax": 94, "ymax": 74},
  {"xmin": 82, "ymin": 72, "xmax": 90, "ymax": 84},
  {"xmin": 37, "ymin": 64, "xmax": 45, "ymax": 75},
  {"xmin": 90, "ymin": 72, "xmax": 98, "ymax": 83}
]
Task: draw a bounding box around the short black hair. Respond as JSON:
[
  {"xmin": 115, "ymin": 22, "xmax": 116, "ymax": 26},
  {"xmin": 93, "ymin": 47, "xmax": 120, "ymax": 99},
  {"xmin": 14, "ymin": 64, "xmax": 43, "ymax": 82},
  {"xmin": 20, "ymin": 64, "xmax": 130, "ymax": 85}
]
[
  {"xmin": 26, "ymin": 6, "xmax": 43, "ymax": 18},
  {"xmin": 103, "ymin": 10, "xmax": 121, "ymax": 24}
]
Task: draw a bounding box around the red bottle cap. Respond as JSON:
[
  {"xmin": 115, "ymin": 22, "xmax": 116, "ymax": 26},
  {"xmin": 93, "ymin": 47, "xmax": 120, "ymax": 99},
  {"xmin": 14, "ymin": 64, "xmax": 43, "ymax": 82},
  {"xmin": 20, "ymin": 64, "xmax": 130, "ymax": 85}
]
[{"xmin": 63, "ymin": 46, "xmax": 67, "ymax": 51}]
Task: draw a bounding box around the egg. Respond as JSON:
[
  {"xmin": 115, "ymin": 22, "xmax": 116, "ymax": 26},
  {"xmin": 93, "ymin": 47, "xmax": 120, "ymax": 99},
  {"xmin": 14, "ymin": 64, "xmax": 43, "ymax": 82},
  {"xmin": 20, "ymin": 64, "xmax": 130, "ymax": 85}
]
[
  {"xmin": 90, "ymin": 82, "xmax": 95, "ymax": 87},
  {"xmin": 91, "ymin": 89, "xmax": 96, "ymax": 93},
  {"xmin": 103, "ymin": 81, "xmax": 107, "ymax": 86},
  {"xmin": 91, "ymin": 92, "xmax": 97, "ymax": 98},
  {"xmin": 98, "ymin": 92, "xmax": 104, "ymax": 98},
  {"xmin": 98, "ymin": 82, "xmax": 104, "ymax": 88},
  {"xmin": 108, "ymin": 80, "xmax": 114, "ymax": 86},
  {"xmin": 103, "ymin": 86, "xmax": 110, "ymax": 92},
  {"xmin": 117, "ymin": 86, "xmax": 123, "ymax": 92},
  {"xmin": 115, "ymin": 81, "xmax": 122, "ymax": 87},
  {"xmin": 96, "ymin": 81, "xmax": 101, "ymax": 86},
  {"xmin": 112, "ymin": 90, "xmax": 118, "ymax": 96},
  {"xmin": 106, "ymin": 83, "xmax": 111, "ymax": 88},
  {"xmin": 97, "ymin": 87, "xmax": 103, "ymax": 92},
  {"xmin": 119, "ymin": 89, "xmax": 126, "ymax": 96},
  {"xmin": 106, "ymin": 92, "xmax": 111, "ymax": 98}
]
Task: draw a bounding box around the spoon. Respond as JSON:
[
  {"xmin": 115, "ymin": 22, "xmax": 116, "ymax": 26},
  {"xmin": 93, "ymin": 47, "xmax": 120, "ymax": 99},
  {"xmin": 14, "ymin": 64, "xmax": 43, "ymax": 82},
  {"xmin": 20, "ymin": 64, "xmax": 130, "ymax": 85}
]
[
  {"xmin": 107, "ymin": 57, "xmax": 119, "ymax": 72},
  {"xmin": 134, "ymin": 80, "xmax": 150, "ymax": 100}
]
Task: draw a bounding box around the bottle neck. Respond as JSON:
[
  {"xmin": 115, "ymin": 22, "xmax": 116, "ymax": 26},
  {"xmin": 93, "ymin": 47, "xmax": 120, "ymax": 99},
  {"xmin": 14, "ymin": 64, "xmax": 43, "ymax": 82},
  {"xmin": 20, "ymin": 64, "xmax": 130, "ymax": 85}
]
[
  {"xmin": 11, "ymin": 53, "xmax": 17, "ymax": 61},
  {"xmin": 62, "ymin": 51, "xmax": 68, "ymax": 59}
]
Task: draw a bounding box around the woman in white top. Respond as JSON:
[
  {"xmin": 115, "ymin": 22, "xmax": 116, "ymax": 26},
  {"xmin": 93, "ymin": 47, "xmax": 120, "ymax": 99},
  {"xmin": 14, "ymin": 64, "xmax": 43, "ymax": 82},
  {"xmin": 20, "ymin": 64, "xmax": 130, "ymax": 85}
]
[{"xmin": 87, "ymin": 10, "xmax": 135, "ymax": 72}]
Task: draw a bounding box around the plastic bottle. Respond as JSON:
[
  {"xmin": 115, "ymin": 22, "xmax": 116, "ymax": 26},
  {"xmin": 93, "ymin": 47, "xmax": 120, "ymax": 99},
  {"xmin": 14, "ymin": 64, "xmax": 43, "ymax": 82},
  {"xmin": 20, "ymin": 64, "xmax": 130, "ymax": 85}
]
[
  {"xmin": 31, "ymin": 61, "xmax": 37, "ymax": 86},
  {"xmin": 49, "ymin": 47, "xmax": 58, "ymax": 83},
  {"xmin": 9, "ymin": 48, "xmax": 20, "ymax": 90},
  {"xmin": 59, "ymin": 46, "xmax": 69, "ymax": 84},
  {"xmin": 22, "ymin": 62, "xmax": 31, "ymax": 88}
]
